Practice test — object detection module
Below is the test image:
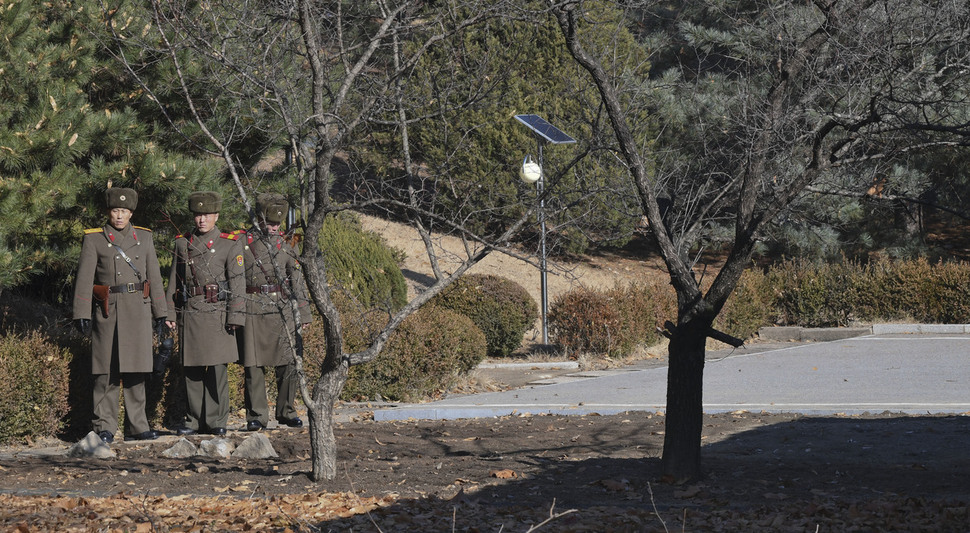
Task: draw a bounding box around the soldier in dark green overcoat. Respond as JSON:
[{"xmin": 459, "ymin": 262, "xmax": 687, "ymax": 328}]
[
  {"xmin": 164, "ymin": 191, "xmax": 245, "ymax": 435},
  {"xmin": 72, "ymin": 188, "xmax": 168, "ymax": 443},
  {"xmin": 237, "ymin": 193, "xmax": 312, "ymax": 431}
]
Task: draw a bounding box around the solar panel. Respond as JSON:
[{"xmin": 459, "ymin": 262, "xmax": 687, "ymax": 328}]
[{"xmin": 514, "ymin": 114, "xmax": 576, "ymax": 144}]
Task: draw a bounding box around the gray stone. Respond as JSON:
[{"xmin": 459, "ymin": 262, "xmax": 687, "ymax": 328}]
[
  {"xmin": 67, "ymin": 431, "xmax": 116, "ymax": 459},
  {"xmin": 161, "ymin": 437, "xmax": 199, "ymax": 458},
  {"xmin": 198, "ymin": 438, "xmax": 235, "ymax": 458},
  {"xmin": 231, "ymin": 433, "xmax": 278, "ymax": 459}
]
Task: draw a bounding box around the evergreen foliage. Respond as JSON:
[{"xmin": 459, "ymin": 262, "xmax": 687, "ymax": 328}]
[
  {"xmin": 318, "ymin": 212, "xmax": 408, "ymax": 313},
  {"xmin": 632, "ymin": 1, "xmax": 970, "ymax": 262},
  {"xmin": 353, "ymin": 1, "xmax": 650, "ymax": 256},
  {"xmin": 0, "ymin": 0, "xmax": 220, "ymax": 301}
]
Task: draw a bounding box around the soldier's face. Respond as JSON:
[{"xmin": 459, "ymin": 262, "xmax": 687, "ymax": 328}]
[
  {"xmin": 109, "ymin": 208, "xmax": 132, "ymax": 230},
  {"xmin": 264, "ymin": 222, "xmax": 280, "ymax": 235},
  {"xmin": 194, "ymin": 212, "xmax": 219, "ymax": 233}
]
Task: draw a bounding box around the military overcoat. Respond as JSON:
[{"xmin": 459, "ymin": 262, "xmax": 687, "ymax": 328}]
[
  {"xmin": 165, "ymin": 226, "xmax": 246, "ymax": 366},
  {"xmin": 236, "ymin": 230, "xmax": 312, "ymax": 367},
  {"xmin": 72, "ymin": 224, "xmax": 167, "ymax": 374}
]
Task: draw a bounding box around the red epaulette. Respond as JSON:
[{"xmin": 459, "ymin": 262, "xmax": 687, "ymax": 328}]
[
  {"xmin": 219, "ymin": 232, "xmax": 240, "ymax": 241},
  {"xmin": 231, "ymin": 229, "xmax": 253, "ymax": 244},
  {"xmin": 175, "ymin": 233, "xmax": 187, "ymax": 240}
]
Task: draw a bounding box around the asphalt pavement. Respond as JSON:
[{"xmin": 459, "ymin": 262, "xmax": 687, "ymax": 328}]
[{"xmin": 369, "ymin": 324, "xmax": 970, "ymax": 421}]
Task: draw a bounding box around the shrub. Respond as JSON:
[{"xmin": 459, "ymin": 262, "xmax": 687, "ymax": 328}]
[
  {"xmin": 431, "ymin": 274, "xmax": 538, "ymax": 357},
  {"xmin": 549, "ymin": 281, "xmax": 671, "ymax": 357},
  {"xmin": 735, "ymin": 257, "xmax": 970, "ymax": 329},
  {"xmin": 0, "ymin": 331, "xmax": 71, "ymax": 444},
  {"xmin": 319, "ymin": 213, "xmax": 407, "ymax": 312},
  {"xmin": 341, "ymin": 305, "xmax": 487, "ymax": 402},
  {"xmin": 610, "ymin": 281, "xmax": 673, "ymax": 351},
  {"xmin": 850, "ymin": 258, "xmax": 970, "ymax": 324},
  {"xmin": 718, "ymin": 269, "xmax": 775, "ymax": 339},
  {"xmin": 759, "ymin": 258, "xmax": 864, "ymax": 327},
  {"xmin": 548, "ymin": 287, "xmax": 617, "ymax": 355}
]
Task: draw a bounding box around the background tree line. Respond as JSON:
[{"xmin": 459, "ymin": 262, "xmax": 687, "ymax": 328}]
[
  {"xmin": 7, "ymin": 0, "xmax": 968, "ymax": 309},
  {"xmin": 4, "ymin": 0, "xmax": 970, "ymax": 483}
]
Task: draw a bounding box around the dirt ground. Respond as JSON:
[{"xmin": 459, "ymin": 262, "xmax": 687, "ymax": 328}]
[
  {"xmin": 3, "ymin": 218, "xmax": 969, "ymax": 530},
  {"xmin": 2, "ymin": 409, "xmax": 969, "ymax": 531}
]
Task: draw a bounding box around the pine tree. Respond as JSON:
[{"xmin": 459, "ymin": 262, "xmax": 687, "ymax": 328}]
[
  {"xmin": 0, "ymin": 0, "xmax": 219, "ymax": 302},
  {"xmin": 355, "ymin": 2, "xmax": 651, "ymax": 256}
]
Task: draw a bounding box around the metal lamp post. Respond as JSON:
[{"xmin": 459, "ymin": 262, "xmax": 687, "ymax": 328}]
[{"xmin": 514, "ymin": 114, "xmax": 576, "ymax": 345}]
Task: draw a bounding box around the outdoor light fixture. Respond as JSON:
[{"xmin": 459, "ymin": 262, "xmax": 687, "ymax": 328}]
[
  {"xmin": 520, "ymin": 155, "xmax": 542, "ymax": 184},
  {"xmin": 513, "ymin": 114, "xmax": 576, "ymax": 345}
]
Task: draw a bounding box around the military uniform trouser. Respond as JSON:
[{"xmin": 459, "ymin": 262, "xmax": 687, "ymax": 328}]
[
  {"xmin": 183, "ymin": 364, "xmax": 229, "ymax": 431},
  {"xmin": 244, "ymin": 363, "xmax": 299, "ymax": 424},
  {"xmin": 93, "ymin": 372, "xmax": 149, "ymax": 437}
]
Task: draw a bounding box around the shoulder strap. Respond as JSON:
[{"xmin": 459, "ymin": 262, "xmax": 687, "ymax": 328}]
[
  {"xmin": 102, "ymin": 229, "xmax": 144, "ymax": 282},
  {"xmin": 84, "ymin": 228, "xmax": 101, "ymax": 235},
  {"xmin": 134, "ymin": 225, "xmax": 152, "ymax": 232}
]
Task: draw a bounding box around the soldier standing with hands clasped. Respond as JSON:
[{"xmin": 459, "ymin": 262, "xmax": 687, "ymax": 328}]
[
  {"xmin": 237, "ymin": 193, "xmax": 312, "ymax": 431},
  {"xmin": 165, "ymin": 191, "xmax": 245, "ymax": 436},
  {"xmin": 72, "ymin": 187, "xmax": 168, "ymax": 443}
]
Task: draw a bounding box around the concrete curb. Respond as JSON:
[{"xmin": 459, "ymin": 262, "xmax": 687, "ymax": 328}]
[
  {"xmin": 757, "ymin": 326, "xmax": 870, "ymax": 342},
  {"xmin": 759, "ymin": 323, "xmax": 970, "ymax": 340},
  {"xmin": 372, "ymin": 404, "xmax": 642, "ymax": 421},
  {"xmin": 477, "ymin": 361, "xmax": 580, "ymax": 370},
  {"xmin": 870, "ymin": 323, "xmax": 970, "ymax": 334}
]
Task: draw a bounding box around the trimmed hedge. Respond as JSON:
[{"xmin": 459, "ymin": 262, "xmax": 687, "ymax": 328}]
[
  {"xmin": 341, "ymin": 305, "xmax": 487, "ymax": 402},
  {"xmin": 549, "ymin": 281, "xmax": 672, "ymax": 357},
  {"xmin": 751, "ymin": 257, "xmax": 970, "ymax": 327},
  {"xmin": 431, "ymin": 273, "xmax": 538, "ymax": 357},
  {"xmin": 551, "ymin": 258, "xmax": 970, "ymax": 357}
]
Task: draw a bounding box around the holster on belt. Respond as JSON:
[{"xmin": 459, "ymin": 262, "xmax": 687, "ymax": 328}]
[
  {"xmin": 205, "ymin": 281, "xmax": 229, "ymax": 303},
  {"xmin": 142, "ymin": 280, "xmax": 151, "ymax": 299},
  {"xmin": 92, "ymin": 284, "xmax": 110, "ymax": 318},
  {"xmin": 188, "ymin": 281, "xmax": 229, "ymax": 303},
  {"xmin": 205, "ymin": 283, "xmax": 220, "ymax": 303}
]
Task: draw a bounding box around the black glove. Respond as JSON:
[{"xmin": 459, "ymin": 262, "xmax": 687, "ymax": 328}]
[
  {"xmin": 74, "ymin": 318, "xmax": 91, "ymax": 336},
  {"xmin": 154, "ymin": 337, "xmax": 174, "ymax": 376},
  {"xmin": 153, "ymin": 317, "xmax": 167, "ymax": 337}
]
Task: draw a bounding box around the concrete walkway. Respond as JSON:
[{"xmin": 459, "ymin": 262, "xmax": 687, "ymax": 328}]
[{"xmin": 372, "ymin": 325, "xmax": 970, "ymax": 421}]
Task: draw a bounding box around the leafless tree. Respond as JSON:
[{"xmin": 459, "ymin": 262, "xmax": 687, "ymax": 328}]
[
  {"xmin": 102, "ymin": 0, "xmax": 541, "ymax": 481},
  {"xmin": 547, "ymin": 0, "xmax": 970, "ymax": 481}
]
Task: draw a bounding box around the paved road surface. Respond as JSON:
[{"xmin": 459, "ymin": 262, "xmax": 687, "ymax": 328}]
[{"xmin": 372, "ymin": 331, "xmax": 970, "ymax": 421}]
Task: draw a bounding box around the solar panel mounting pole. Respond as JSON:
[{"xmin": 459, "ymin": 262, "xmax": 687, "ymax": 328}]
[{"xmin": 514, "ymin": 115, "xmax": 576, "ymax": 346}]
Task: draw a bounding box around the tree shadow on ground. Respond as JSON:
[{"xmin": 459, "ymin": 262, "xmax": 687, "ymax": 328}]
[{"xmin": 317, "ymin": 414, "xmax": 970, "ymax": 530}]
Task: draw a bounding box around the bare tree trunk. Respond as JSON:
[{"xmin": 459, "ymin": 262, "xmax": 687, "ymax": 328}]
[
  {"xmin": 660, "ymin": 319, "xmax": 708, "ymax": 482},
  {"xmin": 307, "ymin": 360, "xmax": 348, "ymax": 481}
]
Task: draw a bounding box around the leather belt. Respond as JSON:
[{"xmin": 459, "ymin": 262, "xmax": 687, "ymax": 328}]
[
  {"xmin": 188, "ymin": 282, "xmax": 228, "ymax": 302},
  {"xmin": 108, "ymin": 281, "xmax": 147, "ymax": 294},
  {"xmin": 247, "ymin": 284, "xmax": 282, "ymax": 294}
]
